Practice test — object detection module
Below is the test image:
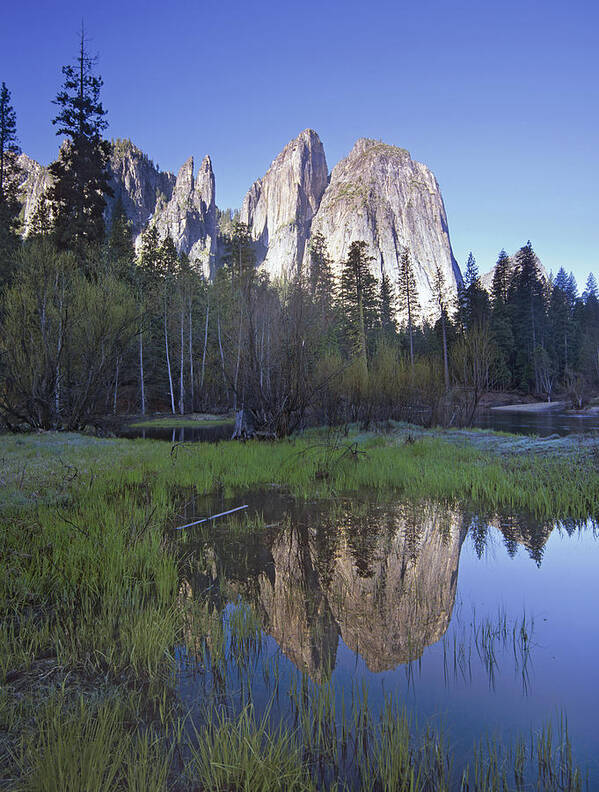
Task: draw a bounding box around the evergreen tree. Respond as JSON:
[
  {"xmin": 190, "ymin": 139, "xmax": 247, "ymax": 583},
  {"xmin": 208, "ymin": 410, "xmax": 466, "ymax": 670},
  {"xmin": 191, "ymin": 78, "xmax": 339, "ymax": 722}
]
[
  {"xmin": 583, "ymin": 273, "xmax": 599, "ymax": 303},
  {"xmin": 396, "ymin": 249, "xmax": 420, "ymax": 365},
  {"xmin": 339, "ymin": 241, "xmax": 378, "ymax": 366},
  {"xmin": 0, "ymin": 82, "xmax": 21, "ymax": 283},
  {"xmin": 106, "ymin": 196, "xmax": 134, "ymax": 278},
  {"xmin": 489, "ymin": 250, "xmax": 514, "ymax": 387},
  {"xmin": 490, "ymin": 250, "xmax": 511, "ymax": 308},
  {"xmin": 378, "ymin": 271, "xmax": 397, "ymax": 336},
  {"xmin": 48, "ymin": 29, "xmax": 113, "ymax": 255},
  {"xmin": 507, "ymin": 242, "xmax": 547, "ymax": 391},
  {"xmin": 308, "ymin": 231, "xmax": 335, "ymax": 313},
  {"xmin": 430, "ymin": 264, "xmax": 453, "ymax": 391},
  {"xmin": 221, "ymin": 221, "xmax": 255, "ymax": 292},
  {"xmin": 458, "ymin": 252, "xmax": 489, "ymax": 330}
]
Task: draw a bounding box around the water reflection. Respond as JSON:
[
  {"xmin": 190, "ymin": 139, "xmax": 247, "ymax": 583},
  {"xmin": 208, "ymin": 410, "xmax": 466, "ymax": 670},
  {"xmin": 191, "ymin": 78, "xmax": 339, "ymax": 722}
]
[{"xmin": 176, "ymin": 496, "xmax": 583, "ymax": 680}]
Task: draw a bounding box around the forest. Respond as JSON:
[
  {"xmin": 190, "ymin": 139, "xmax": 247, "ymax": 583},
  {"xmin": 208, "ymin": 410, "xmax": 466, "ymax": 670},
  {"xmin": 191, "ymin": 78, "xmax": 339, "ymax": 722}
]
[{"xmin": 1, "ymin": 43, "xmax": 598, "ymax": 436}]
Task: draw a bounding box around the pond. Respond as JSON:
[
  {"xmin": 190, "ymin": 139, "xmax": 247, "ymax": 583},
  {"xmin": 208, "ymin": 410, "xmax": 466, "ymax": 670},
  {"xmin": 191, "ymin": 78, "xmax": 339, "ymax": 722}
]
[
  {"xmin": 172, "ymin": 492, "xmax": 599, "ymax": 787},
  {"xmin": 118, "ymin": 422, "xmax": 234, "ymax": 443},
  {"xmin": 475, "ymin": 406, "xmax": 599, "ymax": 437}
]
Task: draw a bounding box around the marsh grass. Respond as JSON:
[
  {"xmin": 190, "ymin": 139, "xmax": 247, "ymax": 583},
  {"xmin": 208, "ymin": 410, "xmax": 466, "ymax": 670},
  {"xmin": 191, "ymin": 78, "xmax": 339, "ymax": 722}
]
[{"xmin": 1, "ymin": 429, "xmax": 596, "ymax": 790}]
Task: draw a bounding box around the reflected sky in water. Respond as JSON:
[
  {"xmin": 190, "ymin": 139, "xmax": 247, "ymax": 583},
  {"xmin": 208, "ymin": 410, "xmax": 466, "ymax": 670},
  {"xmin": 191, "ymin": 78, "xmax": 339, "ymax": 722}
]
[{"xmin": 174, "ymin": 494, "xmax": 599, "ymax": 780}]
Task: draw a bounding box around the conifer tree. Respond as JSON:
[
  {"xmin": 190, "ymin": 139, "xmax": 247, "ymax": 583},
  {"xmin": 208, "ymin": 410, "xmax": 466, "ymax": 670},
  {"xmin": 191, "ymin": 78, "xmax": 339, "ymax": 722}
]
[
  {"xmin": 48, "ymin": 29, "xmax": 113, "ymax": 255},
  {"xmin": 396, "ymin": 249, "xmax": 420, "ymax": 365},
  {"xmin": 458, "ymin": 252, "xmax": 489, "ymax": 330},
  {"xmin": 507, "ymin": 241, "xmax": 547, "ymax": 391},
  {"xmin": 339, "ymin": 241, "xmax": 378, "ymax": 366},
  {"xmin": 379, "ymin": 271, "xmax": 397, "ymax": 336},
  {"xmin": 0, "ymin": 81, "xmax": 21, "ymax": 282},
  {"xmin": 308, "ymin": 231, "xmax": 335, "ymax": 314},
  {"xmin": 489, "ymin": 250, "xmax": 514, "ymax": 387},
  {"xmin": 106, "ymin": 196, "xmax": 134, "ymax": 277}
]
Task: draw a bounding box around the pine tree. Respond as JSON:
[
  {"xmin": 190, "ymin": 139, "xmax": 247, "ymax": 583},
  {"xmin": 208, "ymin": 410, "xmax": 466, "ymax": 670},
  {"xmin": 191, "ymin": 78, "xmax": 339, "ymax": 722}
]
[
  {"xmin": 458, "ymin": 252, "xmax": 489, "ymax": 330},
  {"xmin": 396, "ymin": 249, "xmax": 420, "ymax": 365},
  {"xmin": 106, "ymin": 196, "xmax": 134, "ymax": 277},
  {"xmin": 490, "ymin": 250, "xmax": 510, "ymax": 308},
  {"xmin": 489, "ymin": 250, "xmax": 514, "ymax": 387},
  {"xmin": 0, "ymin": 81, "xmax": 21, "ymax": 282},
  {"xmin": 583, "ymin": 273, "xmax": 599, "ymax": 303},
  {"xmin": 308, "ymin": 231, "xmax": 335, "ymax": 313},
  {"xmin": 339, "ymin": 241, "xmax": 378, "ymax": 366},
  {"xmin": 430, "ymin": 264, "xmax": 452, "ymax": 391},
  {"xmin": 507, "ymin": 241, "xmax": 547, "ymax": 391},
  {"xmin": 48, "ymin": 29, "xmax": 113, "ymax": 255},
  {"xmin": 379, "ymin": 271, "xmax": 397, "ymax": 336}
]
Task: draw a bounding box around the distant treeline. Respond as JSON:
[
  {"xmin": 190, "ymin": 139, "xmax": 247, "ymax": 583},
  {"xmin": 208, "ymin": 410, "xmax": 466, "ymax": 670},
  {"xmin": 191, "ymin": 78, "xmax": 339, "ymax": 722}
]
[{"xmin": 1, "ymin": 40, "xmax": 598, "ymax": 434}]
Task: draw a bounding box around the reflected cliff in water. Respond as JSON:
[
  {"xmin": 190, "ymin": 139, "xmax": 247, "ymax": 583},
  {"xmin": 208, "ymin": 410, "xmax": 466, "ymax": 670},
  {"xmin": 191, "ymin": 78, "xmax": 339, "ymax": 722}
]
[{"xmin": 176, "ymin": 495, "xmax": 563, "ymax": 680}]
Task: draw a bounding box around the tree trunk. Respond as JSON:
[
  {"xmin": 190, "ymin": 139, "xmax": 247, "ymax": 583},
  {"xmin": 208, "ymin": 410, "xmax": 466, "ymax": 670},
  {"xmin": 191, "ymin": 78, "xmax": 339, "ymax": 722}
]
[
  {"xmin": 232, "ymin": 408, "xmax": 255, "ymax": 439},
  {"xmin": 188, "ymin": 296, "xmax": 194, "ymax": 412},
  {"xmin": 139, "ymin": 329, "xmax": 146, "ymax": 415},
  {"xmin": 164, "ymin": 300, "xmax": 175, "ymax": 414},
  {"xmin": 113, "ymin": 357, "xmax": 119, "ymax": 414},
  {"xmin": 179, "ymin": 304, "xmax": 185, "ymax": 415},
  {"xmin": 201, "ymin": 301, "xmax": 209, "ymax": 391},
  {"xmin": 441, "ymin": 312, "xmax": 449, "ymax": 392},
  {"xmin": 217, "ymin": 313, "xmax": 228, "ymax": 401}
]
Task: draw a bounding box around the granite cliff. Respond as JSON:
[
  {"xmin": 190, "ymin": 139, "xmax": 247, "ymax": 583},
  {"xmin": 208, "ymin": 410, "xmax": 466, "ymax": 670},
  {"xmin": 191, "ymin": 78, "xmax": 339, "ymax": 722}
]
[
  {"xmin": 240, "ymin": 129, "xmax": 328, "ymax": 278},
  {"xmin": 16, "ymin": 130, "xmax": 460, "ymax": 312}
]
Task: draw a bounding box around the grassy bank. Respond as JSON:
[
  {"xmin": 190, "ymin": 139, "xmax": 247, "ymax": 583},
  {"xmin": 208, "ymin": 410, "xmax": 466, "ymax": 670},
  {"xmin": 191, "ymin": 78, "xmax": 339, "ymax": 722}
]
[{"xmin": 1, "ymin": 425, "xmax": 595, "ymax": 789}]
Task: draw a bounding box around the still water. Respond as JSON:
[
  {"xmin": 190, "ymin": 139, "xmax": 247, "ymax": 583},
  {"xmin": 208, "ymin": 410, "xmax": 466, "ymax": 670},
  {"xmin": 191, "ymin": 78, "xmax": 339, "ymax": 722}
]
[
  {"xmin": 173, "ymin": 494, "xmax": 599, "ymax": 784},
  {"xmin": 475, "ymin": 406, "xmax": 599, "ymax": 437}
]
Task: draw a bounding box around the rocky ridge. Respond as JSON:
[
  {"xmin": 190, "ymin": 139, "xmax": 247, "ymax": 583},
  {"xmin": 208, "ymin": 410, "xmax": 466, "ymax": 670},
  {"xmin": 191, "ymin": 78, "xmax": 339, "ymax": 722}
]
[
  {"xmin": 305, "ymin": 138, "xmax": 461, "ymax": 311},
  {"xmin": 240, "ymin": 129, "xmax": 328, "ymax": 278},
  {"xmin": 16, "ymin": 130, "xmax": 461, "ymax": 313}
]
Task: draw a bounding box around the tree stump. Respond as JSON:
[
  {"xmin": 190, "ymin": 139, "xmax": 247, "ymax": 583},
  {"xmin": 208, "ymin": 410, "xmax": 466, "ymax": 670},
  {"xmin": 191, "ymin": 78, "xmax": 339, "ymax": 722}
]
[{"xmin": 231, "ymin": 409, "xmax": 256, "ymax": 439}]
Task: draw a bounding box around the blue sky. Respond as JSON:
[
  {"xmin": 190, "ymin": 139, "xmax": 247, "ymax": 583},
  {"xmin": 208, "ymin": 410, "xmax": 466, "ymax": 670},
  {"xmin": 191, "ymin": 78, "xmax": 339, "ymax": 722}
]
[{"xmin": 2, "ymin": 0, "xmax": 597, "ymax": 284}]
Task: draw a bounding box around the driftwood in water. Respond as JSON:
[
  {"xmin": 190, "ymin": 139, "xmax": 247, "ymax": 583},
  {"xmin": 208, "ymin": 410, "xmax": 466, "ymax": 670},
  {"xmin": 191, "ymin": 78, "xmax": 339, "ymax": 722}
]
[
  {"xmin": 175, "ymin": 504, "xmax": 248, "ymax": 530},
  {"xmin": 232, "ymin": 409, "xmax": 256, "ymax": 439}
]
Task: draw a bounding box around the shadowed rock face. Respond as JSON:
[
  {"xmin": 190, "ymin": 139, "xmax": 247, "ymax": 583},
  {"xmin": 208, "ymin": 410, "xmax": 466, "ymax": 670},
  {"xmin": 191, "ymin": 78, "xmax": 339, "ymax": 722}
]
[
  {"xmin": 240, "ymin": 129, "xmax": 329, "ymax": 278},
  {"xmin": 306, "ymin": 139, "xmax": 461, "ymax": 313}
]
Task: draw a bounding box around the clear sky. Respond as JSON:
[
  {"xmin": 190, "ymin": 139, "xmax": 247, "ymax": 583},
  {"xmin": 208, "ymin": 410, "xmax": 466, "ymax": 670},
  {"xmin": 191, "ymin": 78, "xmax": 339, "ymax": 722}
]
[{"xmin": 2, "ymin": 0, "xmax": 598, "ymax": 285}]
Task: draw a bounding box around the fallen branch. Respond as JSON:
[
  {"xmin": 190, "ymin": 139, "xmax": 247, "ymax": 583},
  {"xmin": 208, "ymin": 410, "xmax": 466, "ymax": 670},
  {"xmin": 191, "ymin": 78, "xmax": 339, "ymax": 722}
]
[{"xmin": 175, "ymin": 504, "xmax": 248, "ymax": 530}]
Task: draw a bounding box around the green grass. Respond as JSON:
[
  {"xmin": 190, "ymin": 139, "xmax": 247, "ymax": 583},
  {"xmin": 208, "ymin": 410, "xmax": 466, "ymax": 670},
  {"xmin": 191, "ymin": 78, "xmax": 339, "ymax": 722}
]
[{"xmin": 0, "ymin": 426, "xmax": 596, "ymax": 789}]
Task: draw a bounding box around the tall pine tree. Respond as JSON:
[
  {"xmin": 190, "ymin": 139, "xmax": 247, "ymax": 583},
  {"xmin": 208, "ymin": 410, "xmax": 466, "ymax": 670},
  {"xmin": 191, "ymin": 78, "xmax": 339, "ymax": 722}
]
[
  {"xmin": 0, "ymin": 82, "xmax": 21, "ymax": 283},
  {"xmin": 396, "ymin": 249, "xmax": 420, "ymax": 366},
  {"xmin": 48, "ymin": 29, "xmax": 113, "ymax": 256},
  {"xmin": 339, "ymin": 241, "xmax": 378, "ymax": 367}
]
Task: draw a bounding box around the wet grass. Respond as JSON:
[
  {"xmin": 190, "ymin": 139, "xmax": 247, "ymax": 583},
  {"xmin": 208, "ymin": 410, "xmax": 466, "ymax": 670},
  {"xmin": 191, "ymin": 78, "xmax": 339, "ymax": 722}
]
[{"xmin": 0, "ymin": 427, "xmax": 596, "ymax": 789}]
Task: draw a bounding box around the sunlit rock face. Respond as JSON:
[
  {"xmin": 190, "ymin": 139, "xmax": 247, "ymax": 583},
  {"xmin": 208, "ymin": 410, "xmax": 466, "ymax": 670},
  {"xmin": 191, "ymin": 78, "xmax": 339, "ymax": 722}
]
[
  {"xmin": 17, "ymin": 131, "xmax": 461, "ymax": 314},
  {"xmin": 240, "ymin": 129, "xmax": 329, "ymax": 278},
  {"xmin": 106, "ymin": 139, "xmax": 176, "ymax": 238},
  {"xmin": 150, "ymin": 154, "xmax": 217, "ymax": 277},
  {"xmin": 17, "ymin": 140, "xmax": 217, "ymax": 277},
  {"xmin": 307, "ymin": 138, "xmax": 461, "ymax": 314},
  {"xmin": 16, "ymin": 153, "xmax": 52, "ymax": 231}
]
